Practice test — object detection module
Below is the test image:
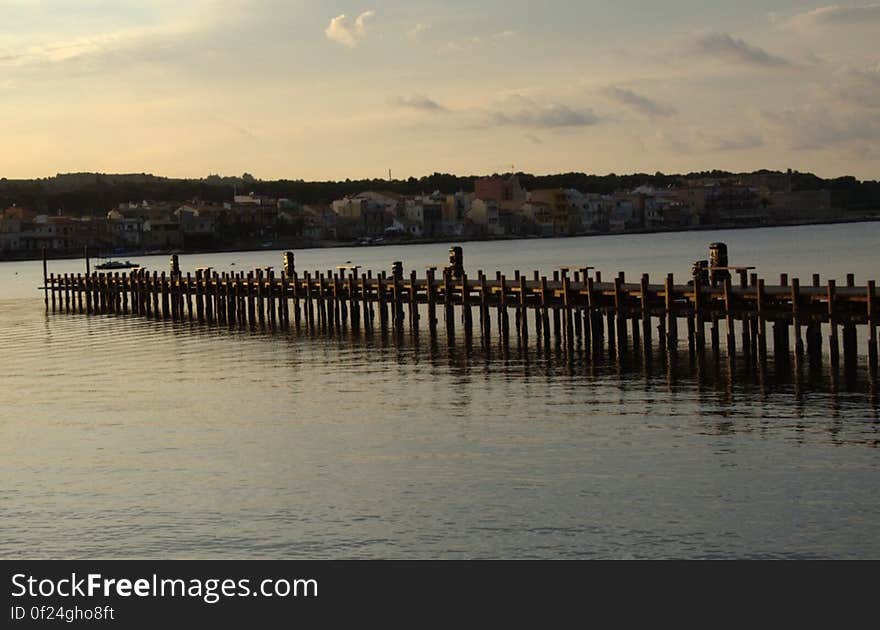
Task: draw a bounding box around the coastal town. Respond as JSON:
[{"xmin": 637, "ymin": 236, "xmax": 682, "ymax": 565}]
[{"xmin": 0, "ymin": 170, "xmax": 872, "ymax": 259}]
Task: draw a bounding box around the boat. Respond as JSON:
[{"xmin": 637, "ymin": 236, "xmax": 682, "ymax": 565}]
[{"xmin": 94, "ymin": 259, "xmax": 141, "ymax": 270}]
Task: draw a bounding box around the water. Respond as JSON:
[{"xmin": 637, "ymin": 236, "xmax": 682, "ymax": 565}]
[{"xmin": 1, "ymin": 223, "xmax": 879, "ymax": 559}]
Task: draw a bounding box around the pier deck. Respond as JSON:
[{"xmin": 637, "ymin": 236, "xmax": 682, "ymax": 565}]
[{"xmin": 39, "ymin": 248, "xmax": 879, "ymax": 376}]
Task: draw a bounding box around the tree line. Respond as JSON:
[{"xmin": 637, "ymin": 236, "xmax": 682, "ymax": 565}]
[{"xmin": 1, "ymin": 169, "xmax": 878, "ymax": 216}]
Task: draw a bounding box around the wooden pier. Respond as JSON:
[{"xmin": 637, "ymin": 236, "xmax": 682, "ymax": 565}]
[{"xmin": 39, "ymin": 246, "xmax": 879, "ymax": 377}]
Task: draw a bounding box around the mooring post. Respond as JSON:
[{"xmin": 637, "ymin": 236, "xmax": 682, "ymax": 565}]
[{"xmin": 519, "ymin": 274, "xmax": 528, "ymax": 341}]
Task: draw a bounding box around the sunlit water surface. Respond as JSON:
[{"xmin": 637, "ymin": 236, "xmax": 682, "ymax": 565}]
[{"xmin": 1, "ymin": 223, "xmax": 879, "ymax": 558}]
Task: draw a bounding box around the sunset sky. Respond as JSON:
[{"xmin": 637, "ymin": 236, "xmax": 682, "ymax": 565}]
[{"xmin": 2, "ymin": 1, "xmax": 878, "ymax": 180}]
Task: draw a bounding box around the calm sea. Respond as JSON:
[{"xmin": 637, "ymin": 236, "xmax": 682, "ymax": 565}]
[{"xmin": 2, "ymin": 223, "xmax": 879, "ymax": 559}]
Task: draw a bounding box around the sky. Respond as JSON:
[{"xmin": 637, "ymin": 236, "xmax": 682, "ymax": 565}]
[{"xmin": 1, "ymin": 1, "xmax": 878, "ymax": 180}]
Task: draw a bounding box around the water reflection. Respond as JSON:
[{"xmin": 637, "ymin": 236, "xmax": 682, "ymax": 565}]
[{"xmin": 56, "ymin": 300, "xmax": 876, "ymax": 451}]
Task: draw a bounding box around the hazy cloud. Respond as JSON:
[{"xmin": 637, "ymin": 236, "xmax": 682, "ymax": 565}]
[
  {"xmin": 486, "ymin": 96, "xmax": 600, "ymax": 128},
  {"xmin": 325, "ymin": 11, "xmax": 375, "ymax": 48},
  {"xmin": 788, "ymin": 5, "xmax": 880, "ymax": 29},
  {"xmin": 439, "ymin": 31, "xmax": 517, "ymax": 54},
  {"xmin": 692, "ymin": 32, "xmax": 791, "ymax": 67},
  {"xmin": 655, "ymin": 127, "xmax": 764, "ymax": 154},
  {"xmin": 391, "ymin": 94, "xmax": 446, "ymax": 112},
  {"xmin": 0, "ymin": 18, "xmax": 200, "ymax": 68},
  {"xmin": 833, "ymin": 67, "xmax": 880, "ymax": 108},
  {"xmin": 710, "ymin": 133, "xmax": 764, "ymax": 151},
  {"xmin": 605, "ymin": 86, "xmax": 676, "ymax": 117},
  {"xmin": 407, "ymin": 23, "xmax": 430, "ymax": 42},
  {"xmin": 759, "ymin": 106, "xmax": 880, "ymax": 150}
]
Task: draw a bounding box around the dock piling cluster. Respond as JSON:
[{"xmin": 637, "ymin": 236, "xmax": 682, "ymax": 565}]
[{"xmin": 40, "ymin": 245, "xmax": 879, "ymax": 376}]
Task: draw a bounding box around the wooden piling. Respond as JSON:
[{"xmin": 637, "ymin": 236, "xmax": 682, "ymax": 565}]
[
  {"xmin": 42, "ymin": 248, "xmax": 49, "ymax": 312},
  {"xmin": 791, "ymin": 278, "xmax": 803, "ymax": 356},
  {"xmin": 640, "ymin": 273, "xmax": 651, "ymax": 358},
  {"xmin": 868, "ymin": 280, "xmax": 877, "ymax": 373},
  {"xmin": 426, "ymin": 268, "xmax": 437, "ymax": 331},
  {"xmin": 540, "ymin": 276, "xmax": 550, "ymax": 346},
  {"xmin": 664, "ymin": 273, "xmax": 676, "ymax": 347},
  {"xmin": 828, "ymin": 279, "xmax": 839, "ymax": 367}
]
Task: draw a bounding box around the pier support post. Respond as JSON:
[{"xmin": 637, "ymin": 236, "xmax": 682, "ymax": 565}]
[
  {"xmin": 868, "ymin": 280, "xmax": 877, "ymax": 374},
  {"xmin": 828, "ymin": 279, "xmax": 839, "ymax": 368},
  {"xmin": 640, "ymin": 274, "xmax": 652, "ymax": 360},
  {"xmin": 448, "ymin": 247, "xmax": 464, "ymax": 280},
  {"xmin": 42, "ymin": 248, "xmax": 49, "ymax": 312},
  {"xmin": 426, "ymin": 268, "xmax": 437, "ymax": 331}
]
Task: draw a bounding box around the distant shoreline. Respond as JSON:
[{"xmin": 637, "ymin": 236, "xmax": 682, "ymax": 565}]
[{"xmin": 2, "ymin": 214, "xmax": 878, "ymax": 265}]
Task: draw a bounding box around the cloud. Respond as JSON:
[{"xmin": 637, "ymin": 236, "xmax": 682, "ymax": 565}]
[
  {"xmin": 390, "ymin": 94, "xmax": 446, "ymax": 112},
  {"xmin": 709, "ymin": 133, "xmax": 764, "ymax": 151},
  {"xmin": 0, "ymin": 20, "xmax": 198, "ymax": 68},
  {"xmin": 407, "ymin": 23, "xmax": 430, "ymax": 42},
  {"xmin": 604, "ymin": 86, "xmax": 676, "ymax": 117},
  {"xmin": 691, "ymin": 32, "xmax": 791, "ymax": 67},
  {"xmin": 759, "ymin": 106, "xmax": 880, "ymax": 150},
  {"xmin": 654, "ymin": 127, "xmax": 764, "ymax": 154},
  {"xmin": 485, "ymin": 95, "xmax": 600, "ymax": 128},
  {"xmin": 439, "ymin": 31, "xmax": 518, "ymax": 54},
  {"xmin": 834, "ymin": 67, "xmax": 880, "ymax": 108},
  {"xmin": 788, "ymin": 5, "xmax": 880, "ymax": 29},
  {"xmin": 325, "ymin": 11, "xmax": 375, "ymax": 48}
]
